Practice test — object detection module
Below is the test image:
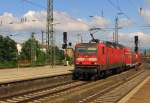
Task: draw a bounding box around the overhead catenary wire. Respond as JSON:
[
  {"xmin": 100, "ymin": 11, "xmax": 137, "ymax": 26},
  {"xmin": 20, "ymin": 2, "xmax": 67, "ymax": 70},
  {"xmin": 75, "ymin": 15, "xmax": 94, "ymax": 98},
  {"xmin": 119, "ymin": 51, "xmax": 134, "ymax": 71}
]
[
  {"xmin": 107, "ymin": 0, "xmax": 120, "ymax": 11},
  {"xmin": 107, "ymin": 0, "xmax": 142, "ymax": 28},
  {"xmin": 107, "ymin": 0, "xmax": 130, "ymax": 20},
  {"xmin": 116, "ymin": 0, "xmax": 121, "ymax": 11},
  {"xmin": 22, "ymin": 0, "xmax": 46, "ymax": 9}
]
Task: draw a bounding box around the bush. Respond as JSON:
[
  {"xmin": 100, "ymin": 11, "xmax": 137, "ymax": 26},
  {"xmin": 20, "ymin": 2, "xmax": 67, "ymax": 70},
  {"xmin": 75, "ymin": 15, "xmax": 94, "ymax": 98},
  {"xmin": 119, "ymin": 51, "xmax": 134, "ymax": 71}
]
[{"xmin": 0, "ymin": 61, "xmax": 17, "ymax": 69}]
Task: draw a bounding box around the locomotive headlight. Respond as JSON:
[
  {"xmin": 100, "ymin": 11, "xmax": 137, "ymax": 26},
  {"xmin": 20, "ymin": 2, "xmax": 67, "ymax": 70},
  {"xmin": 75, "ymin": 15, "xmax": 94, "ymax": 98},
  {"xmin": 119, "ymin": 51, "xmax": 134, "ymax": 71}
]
[
  {"xmin": 76, "ymin": 58, "xmax": 85, "ymax": 61},
  {"xmin": 88, "ymin": 58, "xmax": 97, "ymax": 61}
]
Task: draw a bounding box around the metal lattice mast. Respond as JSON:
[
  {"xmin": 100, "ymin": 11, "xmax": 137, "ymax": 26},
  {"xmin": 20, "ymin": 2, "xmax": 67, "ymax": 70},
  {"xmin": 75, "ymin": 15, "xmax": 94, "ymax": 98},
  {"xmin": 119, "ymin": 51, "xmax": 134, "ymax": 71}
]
[
  {"xmin": 47, "ymin": 0, "xmax": 54, "ymax": 67},
  {"xmin": 31, "ymin": 32, "xmax": 36, "ymax": 67},
  {"xmin": 115, "ymin": 16, "xmax": 119, "ymax": 44}
]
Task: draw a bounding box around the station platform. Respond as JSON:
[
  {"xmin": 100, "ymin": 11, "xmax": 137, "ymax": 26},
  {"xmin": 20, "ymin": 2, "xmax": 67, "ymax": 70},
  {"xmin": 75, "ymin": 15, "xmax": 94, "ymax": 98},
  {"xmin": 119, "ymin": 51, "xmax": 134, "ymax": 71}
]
[
  {"xmin": 0, "ymin": 65, "xmax": 74, "ymax": 84},
  {"xmin": 118, "ymin": 73, "xmax": 150, "ymax": 103}
]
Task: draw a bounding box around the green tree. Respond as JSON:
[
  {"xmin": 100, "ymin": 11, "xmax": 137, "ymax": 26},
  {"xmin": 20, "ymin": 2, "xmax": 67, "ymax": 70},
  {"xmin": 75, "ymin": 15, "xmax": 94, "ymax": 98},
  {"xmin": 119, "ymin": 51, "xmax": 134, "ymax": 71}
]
[
  {"xmin": 0, "ymin": 35, "xmax": 17, "ymax": 68},
  {"xmin": 54, "ymin": 47, "xmax": 65, "ymax": 64},
  {"xmin": 66, "ymin": 55, "xmax": 73, "ymax": 65},
  {"xmin": 45, "ymin": 46, "xmax": 65, "ymax": 65},
  {"xmin": 20, "ymin": 34, "xmax": 66, "ymax": 66},
  {"xmin": 19, "ymin": 34, "xmax": 46, "ymax": 65},
  {"xmin": 0, "ymin": 35, "xmax": 17, "ymax": 61}
]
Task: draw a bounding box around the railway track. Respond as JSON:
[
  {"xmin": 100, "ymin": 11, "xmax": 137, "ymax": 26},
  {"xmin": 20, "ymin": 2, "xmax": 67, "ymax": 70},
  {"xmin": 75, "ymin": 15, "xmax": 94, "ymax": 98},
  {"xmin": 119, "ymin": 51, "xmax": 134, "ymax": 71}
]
[
  {"xmin": 0, "ymin": 80, "xmax": 89, "ymax": 103},
  {"xmin": 80, "ymin": 69, "xmax": 149, "ymax": 103},
  {"xmin": 0, "ymin": 73, "xmax": 74, "ymax": 102},
  {"xmin": 0, "ymin": 64, "xmax": 149, "ymax": 103},
  {"xmin": 43, "ymin": 64, "xmax": 149, "ymax": 103},
  {"xmin": 0, "ymin": 69, "xmax": 137, "ymax": 103}
]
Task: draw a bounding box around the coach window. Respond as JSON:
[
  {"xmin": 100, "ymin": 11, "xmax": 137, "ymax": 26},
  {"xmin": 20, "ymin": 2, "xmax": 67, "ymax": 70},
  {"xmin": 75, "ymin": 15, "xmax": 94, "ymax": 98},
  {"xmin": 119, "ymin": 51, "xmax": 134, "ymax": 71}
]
[{"xmin": 102, "ymin": 47, "xmax": 105, "ymax": 54}]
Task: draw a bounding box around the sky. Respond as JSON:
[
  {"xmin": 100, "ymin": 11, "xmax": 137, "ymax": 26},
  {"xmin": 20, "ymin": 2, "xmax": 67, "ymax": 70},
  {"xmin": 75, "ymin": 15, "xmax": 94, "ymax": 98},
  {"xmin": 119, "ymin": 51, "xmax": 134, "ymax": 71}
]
[{"xmin": 0, "ymin": 0, "xmax": 150, "ymax": 49}]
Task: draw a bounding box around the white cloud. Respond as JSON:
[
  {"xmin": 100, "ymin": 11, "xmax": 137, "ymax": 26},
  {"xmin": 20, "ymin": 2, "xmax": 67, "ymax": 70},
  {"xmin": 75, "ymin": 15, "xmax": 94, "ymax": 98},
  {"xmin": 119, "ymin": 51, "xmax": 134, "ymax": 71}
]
[
  {"xmin": 141, "ymin": 9, "xmax": 150, "ymax": 23},
  {"xmin": 147, "ymin": 0, "xmax": 150, "ymax": 5},
  {"xmin": 118, "ymin": 32, "xmax": 150, "ymax": 49},
  {"xmin": 0, "ymin": 10, "xmax": 110, "ymax": 45},
  {"xmin": 24, "ymin": 10, "xmax": 46, "ymax": 21},
  {"xmin": 0, "ymin": 12, "xmax": 17, "ymax": 24},
  {"xmin": 0, "ymin": 10, "xmax": 149, "ymax": 49},
  {"xmin": 118, "ymin": 18, "xmax": 133, "ymax": 28},
  {"xmin": 0, "ymin": 11, "xmax": 46, "ymax": 32},
  {"xmin": 90, "ymin": 16, "xmax": 110, "ymax": 27},
  {"xmin": 54, "ymin": 11, "xmax": 89, "ymax": 31},
  {"xmin": 0, "ymin": 10, "xmax": 111, "ymax": 34},
  {"xmin": 140, "ymin": 0, "xmax": 150, "ymax": 23},
  {"xmin": 0, "ymin": 11, "xmax": 90, "ymax": 32}
]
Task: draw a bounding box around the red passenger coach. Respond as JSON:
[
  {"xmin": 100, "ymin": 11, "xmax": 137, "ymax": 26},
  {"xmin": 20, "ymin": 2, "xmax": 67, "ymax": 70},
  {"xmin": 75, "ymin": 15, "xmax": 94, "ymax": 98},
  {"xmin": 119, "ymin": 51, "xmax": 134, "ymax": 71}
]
[
  {"xmin": 73, "ymin": 41, "xmax": 126, "ymax": 80},
  {"xmin": 124, "ymin": 48, "xmax": 133, "ymax": 67},
  {"xmin": 124, "ymin": 48, "xmax": 142, "ymax": 68},
  {"xmin": 136, "ymin": 52, "xmax": 142, "ymax": 64}
]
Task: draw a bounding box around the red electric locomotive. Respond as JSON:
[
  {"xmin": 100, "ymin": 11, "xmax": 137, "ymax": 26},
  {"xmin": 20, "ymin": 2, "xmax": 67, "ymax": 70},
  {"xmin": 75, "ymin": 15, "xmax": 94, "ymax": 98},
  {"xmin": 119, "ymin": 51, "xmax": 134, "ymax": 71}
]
[
  {"xmin": 72, "ymin": 33, "xmax": 142, "ymax": 80},
  {"xmin": 73, "ymin": 41, "xmax": 127, "ymax": 80}
]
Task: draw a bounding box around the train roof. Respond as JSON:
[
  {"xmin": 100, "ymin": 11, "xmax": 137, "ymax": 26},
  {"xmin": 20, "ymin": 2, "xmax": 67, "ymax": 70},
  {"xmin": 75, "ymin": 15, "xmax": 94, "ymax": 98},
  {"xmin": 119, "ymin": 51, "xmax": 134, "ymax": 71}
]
[
  {"xmin": 76, "ymin": 41, "xmax": 125, "ymax": 49},
  {"xmin": 76, "ymin": 43, "xmax": 97, "ymax": 47},
  {"xmin": 104, "ymin": 41, "xmax": 125, "ymax": 48}
]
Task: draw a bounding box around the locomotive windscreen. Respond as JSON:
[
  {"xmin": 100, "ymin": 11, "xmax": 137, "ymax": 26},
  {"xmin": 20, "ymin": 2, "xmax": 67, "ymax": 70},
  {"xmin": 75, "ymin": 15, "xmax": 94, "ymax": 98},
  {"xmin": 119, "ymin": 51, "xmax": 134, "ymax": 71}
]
[{"xmin": 76, "ymin": 47, "xmax": 97, "ymax": 54}]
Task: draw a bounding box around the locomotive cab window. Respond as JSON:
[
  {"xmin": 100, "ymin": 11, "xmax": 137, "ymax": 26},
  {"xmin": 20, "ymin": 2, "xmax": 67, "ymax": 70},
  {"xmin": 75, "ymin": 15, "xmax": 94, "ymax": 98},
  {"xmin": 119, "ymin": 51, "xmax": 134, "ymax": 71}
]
[{"xmin": 76, "ymin": 47, "xmax": 97, "ymax": 54}]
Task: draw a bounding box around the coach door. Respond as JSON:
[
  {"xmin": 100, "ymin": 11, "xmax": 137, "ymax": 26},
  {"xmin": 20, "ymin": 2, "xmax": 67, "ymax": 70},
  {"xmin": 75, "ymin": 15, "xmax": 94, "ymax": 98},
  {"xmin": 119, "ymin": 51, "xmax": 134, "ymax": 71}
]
[
  {"xmin": 106, "ymin": 47, "xmax": 110, "ymax": 67},
  {"xmin": 101, "ymin": 46, "xmax": 107, "ymax": 66}
]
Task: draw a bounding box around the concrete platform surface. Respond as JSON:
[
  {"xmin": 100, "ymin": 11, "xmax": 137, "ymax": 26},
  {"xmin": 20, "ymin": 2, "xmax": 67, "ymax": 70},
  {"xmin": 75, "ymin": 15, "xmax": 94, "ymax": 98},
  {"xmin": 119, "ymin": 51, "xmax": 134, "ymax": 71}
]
[
  {"xmin": 0, "ymin": 66, "xmax": 74, "ymax": 84},
  {"xmin": 118, "ymin": 76, "xmax": 150, "ymax": 103}
]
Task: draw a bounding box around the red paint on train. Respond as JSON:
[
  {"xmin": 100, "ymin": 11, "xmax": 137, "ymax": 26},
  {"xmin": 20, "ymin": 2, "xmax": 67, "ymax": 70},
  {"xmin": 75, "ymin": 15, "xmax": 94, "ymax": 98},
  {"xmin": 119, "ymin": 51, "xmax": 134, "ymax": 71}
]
[{"xmin": 72, "ymin": 41, "xmax": 141, "ymax": 80}]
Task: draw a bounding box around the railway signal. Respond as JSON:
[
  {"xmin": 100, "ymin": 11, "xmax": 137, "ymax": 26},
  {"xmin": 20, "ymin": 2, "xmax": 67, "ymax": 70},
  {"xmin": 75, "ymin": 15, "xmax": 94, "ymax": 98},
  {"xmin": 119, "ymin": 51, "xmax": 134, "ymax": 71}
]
[
  {"xmin": 63, "ymin": 32, "xmax": 67, "ymax": 44},
  {"xmin": 68, "ymin": 42, "xmax": 72, "ymax": 46},
  {"xmin": 62, "ymin": 32, "xmax": 68, "ymax": 49},
  {"xmin": 62, "ymin": 43, "xmax": 67, "ymax": 49},
  {"xmin": 134, "ymin": 36, "xmax": 139, "ymax": 53}
]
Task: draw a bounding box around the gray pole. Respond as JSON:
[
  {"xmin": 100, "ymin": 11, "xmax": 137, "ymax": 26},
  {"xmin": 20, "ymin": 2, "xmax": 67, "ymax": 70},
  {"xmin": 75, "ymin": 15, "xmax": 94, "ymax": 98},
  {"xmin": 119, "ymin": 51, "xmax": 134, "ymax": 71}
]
[
  {"xmin": 47, "ymin": 0, "xmax": 50, "ymax": 64},
  {"xmin": 115, "ymin": 16, "xmax": 119, "ymax": 44},
  {"xmin": 47, "ymin": 0, "xmax": 54, "ymax": 67},
  {"xmin": 113, "ymin": 32, "xmax": 115, "ymax": 42},
  {"xmin": 41, "ymin": 30, "xmax": 44, "ymax": 46},
  {"xmin": 31, "ymin": 32, "xmax": 36, "ymax": 67},
  {"xmin": 77, "ymin": 34, "xmax": 80, "ymax": 43}
]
